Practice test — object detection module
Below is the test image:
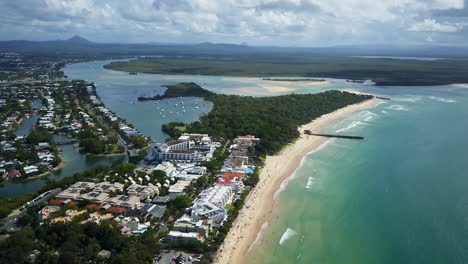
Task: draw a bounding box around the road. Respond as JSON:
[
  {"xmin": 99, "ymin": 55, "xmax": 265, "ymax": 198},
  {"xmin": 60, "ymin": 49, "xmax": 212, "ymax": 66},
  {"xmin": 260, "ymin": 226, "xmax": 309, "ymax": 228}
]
[{"xmin": 0, "ymin": 188, "xmax": 61, "ymax": 232}]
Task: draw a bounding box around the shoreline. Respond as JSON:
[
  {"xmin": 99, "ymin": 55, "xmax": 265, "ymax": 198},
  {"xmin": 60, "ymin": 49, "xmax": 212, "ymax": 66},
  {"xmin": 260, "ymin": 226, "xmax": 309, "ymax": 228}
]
[
  {"xmin": 19, "ymin": 161, "xmax": 65, "ymax": 181},
  {"xmin": 214, "ymin": 96, "xmax": 382, "ymax": 264}
]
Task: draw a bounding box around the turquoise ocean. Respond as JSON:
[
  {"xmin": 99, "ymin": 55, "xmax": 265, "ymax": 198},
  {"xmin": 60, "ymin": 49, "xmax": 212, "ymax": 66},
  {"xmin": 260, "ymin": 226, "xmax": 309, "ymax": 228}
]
[{"xmin": 65, "ymin": 60, "xmax": 468, "ymax": 264}]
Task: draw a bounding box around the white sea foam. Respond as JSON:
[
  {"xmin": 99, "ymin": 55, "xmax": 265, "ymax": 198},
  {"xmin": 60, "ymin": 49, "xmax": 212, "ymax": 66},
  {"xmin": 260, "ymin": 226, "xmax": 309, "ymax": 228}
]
[
  {"xmin": 247, "ymin": 221, "xmax": 269, "ymax": 253},
  {"xmin": 273, "ymin": 140, "xmax": 333, "ymax": 199},
  {"xmin": 360, "ymin": 110, "xmax": 378, "ymax": 122},
  {"xmin": 396, "ymin": 97, "xmax": 421, "ymax": 103},
  {"xmin": 279, "ymin": 228, "xmax": 298, "ymax": 245},
  {"xmin": 306, "ymin": 176, "xmax": 315, "ymax": 189},
  {"xmin": 335, "ymin": 120, "xmax": 368, "ymax": 133},
  {"xmin": 386, "ymin": 104, "xmax": 409, "ymax": 111},
  {"xmin": 428, "ymin": 96, "xmax": 456, "ymax": 103}
]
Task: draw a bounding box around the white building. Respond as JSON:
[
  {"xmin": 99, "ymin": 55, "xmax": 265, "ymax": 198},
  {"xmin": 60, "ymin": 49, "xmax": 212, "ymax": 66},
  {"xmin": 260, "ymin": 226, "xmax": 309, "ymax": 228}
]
[{"xmin": 166, "ymin": 231, "xmax": 201, "ymax": 242}]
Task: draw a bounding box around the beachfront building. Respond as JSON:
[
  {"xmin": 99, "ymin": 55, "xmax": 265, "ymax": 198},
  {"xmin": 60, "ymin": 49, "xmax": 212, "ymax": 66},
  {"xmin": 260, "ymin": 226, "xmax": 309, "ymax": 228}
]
[
  {"xmin": 186, "ymin": 185, "xmax": 234, "ymax": 225},
  {"xmin": 153, "ymin": 162, "xmax": 207, "ymax": 181},
  {"xmin": 150, "ymin": 133, "xmax": 218, "ymax": 162},
  {"xmin": 166, "ymin": 231, "xmax": 201, "ymax": 242},
  {"xmin": 173, "ymin": 216, "xmax": 212, "ymax": 237}
]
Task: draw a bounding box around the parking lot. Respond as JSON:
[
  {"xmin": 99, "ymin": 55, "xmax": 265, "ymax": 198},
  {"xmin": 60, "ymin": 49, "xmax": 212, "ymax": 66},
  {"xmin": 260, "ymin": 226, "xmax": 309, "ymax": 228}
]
[{"xmin": 153, "ymin": 251, "xmax": 201, "ymax": 264}]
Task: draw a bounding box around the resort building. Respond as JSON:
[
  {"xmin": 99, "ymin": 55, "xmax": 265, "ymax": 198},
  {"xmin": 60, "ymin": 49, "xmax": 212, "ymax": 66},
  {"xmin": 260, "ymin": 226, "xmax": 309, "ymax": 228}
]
[
  {"xmin": 126, "ymin": 183, "xmax": 159, "ymax": 200},
  {"xmin": 150, "ymin": 133, "xmax": 218, "ymax": 162},
  {"xmin": 104, "ymin": 195, "xmax": 141, "ymax": 209},
  {"xmin": 93, "ymin": 182, "xmax": 124, "ymax": 193},
  {"xmin": 76, "ymin": 191, "xmax": 109, "ymax": 204}
]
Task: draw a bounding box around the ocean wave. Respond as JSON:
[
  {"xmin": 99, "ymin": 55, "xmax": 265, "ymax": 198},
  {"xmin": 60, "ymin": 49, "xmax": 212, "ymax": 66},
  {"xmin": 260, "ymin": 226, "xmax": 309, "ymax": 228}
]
[
  {"xmin": 385, "ymin": 104, "xmax": 409, "ymax": 111},
  {"xmin": 335, "ymin": 120, "xmax": 368, "ymax": 133},
  {"xmin": 247, "ymin": 221, "xmax": 269, "ymax": 253},
  {"xmin": 360, "ymin": 110, "xmax": 378, "ymax": 122},
  {"xmin": 305, "ymin": 176, "xmax": 315, "ymax": 189},
  {"xmin": 274, "ymin": 140, "xmax": 333, "ymax": 199},
  {"xmin": 394, "ymin": 96, "xmax": 421, "ymax": 103},
  {"xmin": 274, "ymin": 174, "xmax": 294, "ymax": 200},
  {"xmin": 381, "ymin": 110, "xmax": 389, "ymax": 114},
  {"xmin": 428, "ymin": 96, "xmax": 456, "ymax": 103},
  {"xmin": 279, "ymin": 228, "xmax": 298, "ymax": 245}
]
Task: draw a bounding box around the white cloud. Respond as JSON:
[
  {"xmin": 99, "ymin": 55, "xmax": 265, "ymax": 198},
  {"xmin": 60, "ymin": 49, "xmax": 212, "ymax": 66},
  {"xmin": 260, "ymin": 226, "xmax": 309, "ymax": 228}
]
[
  {"xmin": 0, "ymin": 0, "xmax": 466, "ymax": 45},
  {"xmin": 409, "ymin": 18, "xmax": 459, "ymax": 32}
]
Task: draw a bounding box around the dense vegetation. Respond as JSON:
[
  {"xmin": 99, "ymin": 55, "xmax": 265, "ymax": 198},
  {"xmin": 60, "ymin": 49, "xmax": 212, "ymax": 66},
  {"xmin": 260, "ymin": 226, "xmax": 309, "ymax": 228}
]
[
  {"xmin": 105, "ymin": 56, "xmax": 468, "ymax": 86},
  {"xmin": 161, "ymin": 83, "xmax": 371, "ymax": 155},
  {"xmin": 0, "ymin": 222, "xmax": 161, "ymax": 264},
  {"xmin": 138, "ymin": 82, "xmax": 214, "ymax": 101}
]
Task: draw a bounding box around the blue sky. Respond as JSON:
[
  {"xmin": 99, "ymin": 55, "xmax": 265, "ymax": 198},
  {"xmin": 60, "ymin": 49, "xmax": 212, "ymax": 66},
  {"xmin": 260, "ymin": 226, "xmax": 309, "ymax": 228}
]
[{"xmin": 0, "ymin": 0, "xmax": 467, "ymax": 46}]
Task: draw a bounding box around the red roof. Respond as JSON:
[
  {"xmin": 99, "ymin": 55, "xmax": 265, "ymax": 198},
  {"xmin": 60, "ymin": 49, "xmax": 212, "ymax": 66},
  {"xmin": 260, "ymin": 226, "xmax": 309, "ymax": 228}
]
[
  {"xmin": 7, "ymin": 170, "xmax": 21, "ymax": 177},
  {"xmin": 240, "ymin": 135, "xmax": 255, "ymax": 138},
  {"xmin": 85, "ymin": 204, "xmax": 103, "ymax": 210},
  {"xmin": 107, "ymin": 207, "xmax": 126, "ymax": 214},
  {"xmin": 222, "ymin": 172, "xmax": 243, "ymax": 178},
  {"xmin": 66, "ymin": 201, "xmax": 78, "ymax": 206},
  {"xmin": 49, "ymin": 199, "xmax": 65, "ymax": 205},
  {"xmin": 217, "ymin": 176, "xmax": 234, "ymax": 185}
]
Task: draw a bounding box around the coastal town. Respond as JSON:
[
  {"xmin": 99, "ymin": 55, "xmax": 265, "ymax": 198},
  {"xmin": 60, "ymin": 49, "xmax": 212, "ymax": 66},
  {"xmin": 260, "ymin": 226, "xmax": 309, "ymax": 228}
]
[
  {"xmin": 3, "ymin": 2, "xmax": 468, "ymax": 264},
  {"xmin": 0, "ymin": 52, "xmax": 263, "ymax": 263}
]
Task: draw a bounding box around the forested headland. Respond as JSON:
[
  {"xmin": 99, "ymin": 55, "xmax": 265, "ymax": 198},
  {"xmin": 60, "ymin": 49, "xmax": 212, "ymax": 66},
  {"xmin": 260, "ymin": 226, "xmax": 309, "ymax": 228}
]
[{"xmin": 161, "ymin": 83, "xmax": 372, "ymax": 155}]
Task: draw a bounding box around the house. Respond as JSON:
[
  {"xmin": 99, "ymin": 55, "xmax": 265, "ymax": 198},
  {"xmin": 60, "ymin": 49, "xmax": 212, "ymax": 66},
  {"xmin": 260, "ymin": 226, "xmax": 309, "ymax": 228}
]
[
  {"xmin": 141, "ymin": 203, "xmax": 166, "ymax": 220},
  {"xmin": 6, "ymin": 170, "xmax": 21, "ymax": 179},
  {"xmin": 24, "ymin": 165, "xmax": 39, "ymax": 174},
  {"xmin": 38, "ymin": 205, "xmax": 60, "ymax": 221},
  {"xmin": 37, "ymin": 142, "xmax": 50, "ymax": 149}
]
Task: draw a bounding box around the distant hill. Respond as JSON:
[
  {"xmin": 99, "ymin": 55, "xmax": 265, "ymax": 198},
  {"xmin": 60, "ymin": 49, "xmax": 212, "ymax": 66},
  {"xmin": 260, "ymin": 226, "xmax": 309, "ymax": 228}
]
[
  {"xmin": 0, "ymin": 36, "xmax": 468, "ymax": 59},
  {"xmin": 64, "ymin": 35, "xmax": 93, "ymax": 44}
]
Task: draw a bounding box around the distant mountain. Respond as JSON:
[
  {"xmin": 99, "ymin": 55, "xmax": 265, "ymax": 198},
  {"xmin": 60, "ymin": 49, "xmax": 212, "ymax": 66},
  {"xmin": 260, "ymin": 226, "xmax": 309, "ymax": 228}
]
[
  {"xmin": 64, "ymin": 35, "xmax": 93, "ymax": 44},
  {"xmin": 0, "ymin": 36, "xmax": 467, "ymax": 59}
]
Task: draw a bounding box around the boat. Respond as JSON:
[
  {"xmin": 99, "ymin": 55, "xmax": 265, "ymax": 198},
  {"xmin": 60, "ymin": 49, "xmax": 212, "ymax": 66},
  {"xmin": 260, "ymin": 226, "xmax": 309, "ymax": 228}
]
[{"xmin": 129, "ymin": 72, "xmax": 138, "ymax": 75}]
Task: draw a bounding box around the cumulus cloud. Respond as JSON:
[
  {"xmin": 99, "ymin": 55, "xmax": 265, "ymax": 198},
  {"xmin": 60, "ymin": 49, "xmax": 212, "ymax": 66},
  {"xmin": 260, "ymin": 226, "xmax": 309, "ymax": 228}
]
[
  {"xmin": 409, "ymin": 18, "xmax": 459, "ymax": 32},
  {"xmin": 0, "ymin": 0, "xmax": 467, "ymax": 46}
]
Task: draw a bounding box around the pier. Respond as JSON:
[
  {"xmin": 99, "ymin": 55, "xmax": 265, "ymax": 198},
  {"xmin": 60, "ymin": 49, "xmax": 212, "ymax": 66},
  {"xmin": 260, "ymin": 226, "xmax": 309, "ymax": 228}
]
[
  {"xmin": 304, "ymin": 130, "xmax": 364, "ymax": 140},
  {"xmin": 376, "ymin": 96, "xmax": 391, "ymax": 100}
]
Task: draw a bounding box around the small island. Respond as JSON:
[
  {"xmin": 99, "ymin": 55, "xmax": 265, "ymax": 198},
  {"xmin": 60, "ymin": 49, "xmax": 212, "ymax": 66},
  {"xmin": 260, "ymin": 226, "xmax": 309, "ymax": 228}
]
[{"xmin": 137, "ymin": 82, "xmax": 214, "ymax": 101}]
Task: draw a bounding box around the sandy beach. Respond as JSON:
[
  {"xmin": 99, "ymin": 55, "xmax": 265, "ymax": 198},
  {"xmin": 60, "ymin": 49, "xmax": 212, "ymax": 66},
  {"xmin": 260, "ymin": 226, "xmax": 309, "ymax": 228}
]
[
  {"xmin": 223, "ymin": 77, "xmax": 330, "ymax": 95},
  {"xmin": 264, "ymin": 80, "xmax": 331, "ymax": 86},
  {"xmin": 262, "ymin": 85, "xmax": 297, "ymax": 93},
  {"xmin": 213, "ymin": 96, "xmax": 382, "ymax": 264}
]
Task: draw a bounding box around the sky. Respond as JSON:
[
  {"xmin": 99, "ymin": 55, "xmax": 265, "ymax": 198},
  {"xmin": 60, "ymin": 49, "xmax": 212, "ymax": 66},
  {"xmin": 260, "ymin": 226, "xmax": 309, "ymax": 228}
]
[{"xmin": 0, "ymin": 0, "xmax": 467, "ymax": 46}]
